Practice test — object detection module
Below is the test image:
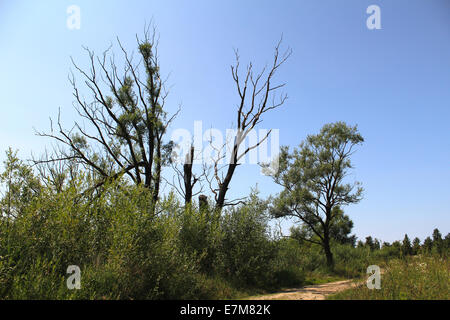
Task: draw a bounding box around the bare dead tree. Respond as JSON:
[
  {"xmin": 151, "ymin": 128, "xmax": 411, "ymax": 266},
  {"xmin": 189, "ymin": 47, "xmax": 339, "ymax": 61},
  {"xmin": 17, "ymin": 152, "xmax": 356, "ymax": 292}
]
[
  {"xmin": 183, "ymin": 145, "xmax": 196, "ymax": 204},
  {"xmin": 209, "ymin": 39, "xmax": 292, "ymax": 210},
  {"xmin": 34, "ymin": 25, "xmax": 178, "ymax": 210},
  {"xmin": 164, "ymin": 145, "xmax": 204, "ymax": 206}
]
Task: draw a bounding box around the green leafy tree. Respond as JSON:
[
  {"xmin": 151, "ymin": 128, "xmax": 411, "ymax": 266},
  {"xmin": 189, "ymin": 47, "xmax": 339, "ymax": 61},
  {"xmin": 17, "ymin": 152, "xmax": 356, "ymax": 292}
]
[
  {"xmin": 290, "ymin": 207, "xmax": 356, "ymax": 246},
  {"xmin": 0, "ymin": 148, "xmax": 40, "ymax": 226},
  {"xmin": 268, "ymin": 122, "xmax": 364, "ymax": 269},
  {"xmin": 422, "ymin": 236, "xmax": 433, "ymax": 255},
  {"xmin": 374, "ymin": 238, "xmax": 381, "ymax": 250},
  {"xmin": 365, "ymin": 236, "xmax": 375, "ymax": 250},
  {"xmin": 391, "ymin": 240, "xmax": 402, "ymax": 256},
  {"xmin": 328, "ymin": 209, "xmax": 357, "ymax": 246},
  {"xmin": 432, "ymin": 228, "xmax": 443, "ymax": 255},
  {"xmin": 401, "ymin": 234, "xmax": 412, "ymax": 256},
  {"xmin": 35, "ymin": 27, "xmax": 176, "ymax": 211},
  {"xmin": 444, "ymin": 233, "xmax": 450, "ymax": 253},
  {"xmin": 412, "ymin": 237, "xmax": 421, "ymax": 255}
]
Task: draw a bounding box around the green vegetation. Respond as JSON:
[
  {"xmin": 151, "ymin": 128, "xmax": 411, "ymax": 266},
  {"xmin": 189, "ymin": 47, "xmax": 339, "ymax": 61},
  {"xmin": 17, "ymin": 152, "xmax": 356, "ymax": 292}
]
[
  {"xmin": 0, "ymin": 28, "xmax": 448, "ymax": 300},
  {"xmin": 0, "ymin": 150, "xmax": 447, "ymax": 299},
  {"xmin": 0, "ymin": 150, "xmax": 365, "ymax": 299},
  {"xmin": 0, "ymin": 162, "xmax": 291, "ymax": 299},
  {"xmin": 1, "ymin": 143, "xmax": 448, "ymax": 299},
  {"xmin": 266, "ymin": 122, "xmax": 364, "ymax": 269},
  {"xmin": 328, "ymin": 228, "xmax": 449, "ymax": 300},
  {"xmin": 329, "ymin": 256, "xmax": 449, "ymax": 300}
]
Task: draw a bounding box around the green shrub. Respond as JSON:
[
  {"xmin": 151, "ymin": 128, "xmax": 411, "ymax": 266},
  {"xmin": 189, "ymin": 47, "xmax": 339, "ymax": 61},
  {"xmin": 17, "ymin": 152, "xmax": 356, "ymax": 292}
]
[
  {"xmin": 178, "ymin": 202, "xmax": 223, "ymax": 275},
  {"xmin": 219, "ymin": 194, "xmax": 278, "ymax": 289},
  {"xmin": 0, "ymin": 179, "xmax": 204, "ymax": 299},
  {"xmin": 272, "ymin": 267, "xmax": 305, "ymax": 288}
]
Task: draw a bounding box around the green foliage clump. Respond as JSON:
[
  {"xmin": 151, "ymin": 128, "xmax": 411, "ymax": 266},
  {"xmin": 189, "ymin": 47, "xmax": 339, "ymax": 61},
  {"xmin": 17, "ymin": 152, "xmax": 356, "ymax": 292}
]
[
  {"xmin": 220, "ymin": 194, "xmax": 279, "ymax": 289},
  {"xmin": 0, "ymin": 153, "xmax": 303, "ymax": 299},
  {"xmin": 0, "ymin": 177, "xmax": 204, "ymax": 299},
  {"xmin": 1, "ymin": 149, "xmax": 447, "ymax": 300}
]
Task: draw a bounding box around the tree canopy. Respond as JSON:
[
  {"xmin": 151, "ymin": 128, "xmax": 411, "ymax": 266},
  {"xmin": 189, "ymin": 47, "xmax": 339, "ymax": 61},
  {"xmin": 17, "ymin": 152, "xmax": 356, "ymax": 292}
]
[
  {"xmin": 267, "ymin": 121, "xmax": 364, "ymax": 268},
  {"xmin": 35, "ymin": 27, "xmax": 176, "ymax": 211}
]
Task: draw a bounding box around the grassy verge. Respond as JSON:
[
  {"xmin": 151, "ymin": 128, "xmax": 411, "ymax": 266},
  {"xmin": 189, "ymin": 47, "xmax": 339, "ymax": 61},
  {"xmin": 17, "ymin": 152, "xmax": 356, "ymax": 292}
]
[
  {"xmin": 302, "ymin": 272, "xmax": 347, "ymax": 285},
  {"xmin": 328, "ymin": 256, "xmax": 449, "ymax": 300}
]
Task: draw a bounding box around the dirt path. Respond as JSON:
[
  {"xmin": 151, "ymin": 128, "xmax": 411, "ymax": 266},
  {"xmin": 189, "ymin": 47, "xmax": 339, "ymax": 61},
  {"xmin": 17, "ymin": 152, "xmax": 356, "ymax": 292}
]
[{"xmin": 246, "ymin": 279, "xmax": 357, "ymax": 300}]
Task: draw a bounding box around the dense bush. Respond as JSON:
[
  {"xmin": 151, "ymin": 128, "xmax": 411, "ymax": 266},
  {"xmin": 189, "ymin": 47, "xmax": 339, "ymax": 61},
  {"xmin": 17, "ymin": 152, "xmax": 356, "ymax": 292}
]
[
  {"xmin": 178, "ymin": 201, "xmax": 223, "ymax": 276},
  {"xmin": 1, "ymin": 151, "xmax": 447, "ymax": 299},
  {"xmin": 220, "ymin": 194, "xmax": 280, "ymax": 289},
  {"xmin": 0, "ymin": 180, "xmax": 205, "ymax": 299},
  {"xmin": 0, "ymin": 155, "xmax": 305, "ymax": 299}
]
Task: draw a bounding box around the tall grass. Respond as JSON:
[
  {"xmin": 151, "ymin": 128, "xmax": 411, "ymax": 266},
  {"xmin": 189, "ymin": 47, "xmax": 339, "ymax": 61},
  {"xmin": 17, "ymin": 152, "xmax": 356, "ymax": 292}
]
[{"xmin": 329, "ymin": 256, "xmax": 449, "ymax": 300}]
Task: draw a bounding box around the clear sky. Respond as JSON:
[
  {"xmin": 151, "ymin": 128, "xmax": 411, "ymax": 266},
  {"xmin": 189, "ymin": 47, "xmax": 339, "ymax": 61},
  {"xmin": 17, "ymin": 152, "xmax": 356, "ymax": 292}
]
[{"xmin": 0, "ymin": 0, "xmax": 449, "ymax": 242}]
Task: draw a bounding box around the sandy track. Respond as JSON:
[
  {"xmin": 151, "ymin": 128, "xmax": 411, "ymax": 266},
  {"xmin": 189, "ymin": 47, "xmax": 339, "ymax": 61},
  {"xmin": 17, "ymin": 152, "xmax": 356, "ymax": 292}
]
[{"xmin": 246, "ymin": 280, "xmax": 357, "ymax": 300}]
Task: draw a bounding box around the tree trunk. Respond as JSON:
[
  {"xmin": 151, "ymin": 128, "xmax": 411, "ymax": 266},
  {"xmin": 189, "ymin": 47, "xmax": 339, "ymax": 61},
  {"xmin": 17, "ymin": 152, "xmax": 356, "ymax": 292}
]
[
  {"xmin": 215, "ymin": 163, "xmax": 237, "ymax": 209},
  {"xmin": 183, "ymin": 146, "xmax": 194, "ymax": 205},
  {"xmin": 152, "ymin": 137, "xmax": 162, "ymax": 205},
  {"xmin": 323, "ymin": 232, "xmax": 334, "ymax": 270}
]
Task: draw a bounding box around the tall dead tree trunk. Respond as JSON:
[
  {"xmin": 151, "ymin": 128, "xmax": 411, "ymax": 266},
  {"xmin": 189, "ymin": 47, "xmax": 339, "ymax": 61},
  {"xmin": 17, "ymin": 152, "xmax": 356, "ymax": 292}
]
[
  {"xmin": 166, "ymin": 145, "xmax": 203, "ymax": 206},
  {"xmin": 183, "ymin": 146, "xmax": 195, "ymax": 204}
]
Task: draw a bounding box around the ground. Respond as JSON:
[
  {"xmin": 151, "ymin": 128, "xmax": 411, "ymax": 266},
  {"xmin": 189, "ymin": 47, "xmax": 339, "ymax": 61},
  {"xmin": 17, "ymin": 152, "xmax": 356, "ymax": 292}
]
[{"xmin": 245, "ymin": 280, "xmax": 357, "ymax": 300}]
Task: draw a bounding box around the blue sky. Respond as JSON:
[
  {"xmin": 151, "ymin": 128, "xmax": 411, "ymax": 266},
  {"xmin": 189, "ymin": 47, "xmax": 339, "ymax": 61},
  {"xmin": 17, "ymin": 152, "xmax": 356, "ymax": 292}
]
[{"xmin": 0, "ymin": 0, "xmax": 449, "ymax": 242}]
